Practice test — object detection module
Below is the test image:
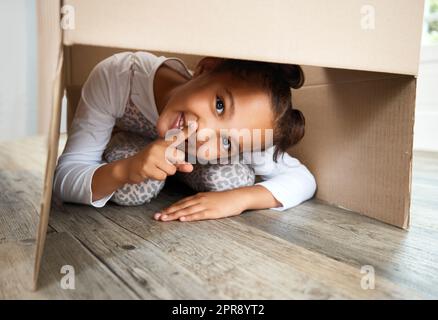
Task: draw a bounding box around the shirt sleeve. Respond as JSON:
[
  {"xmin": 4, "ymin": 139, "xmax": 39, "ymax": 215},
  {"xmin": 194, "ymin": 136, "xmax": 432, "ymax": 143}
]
[
  {"xmin": 53, "ymin": 56, "xmax": 120, "ymax": 207},
  {"xmin": 252, "ymin": 148, "xmax": 317, "ymax": 211}
]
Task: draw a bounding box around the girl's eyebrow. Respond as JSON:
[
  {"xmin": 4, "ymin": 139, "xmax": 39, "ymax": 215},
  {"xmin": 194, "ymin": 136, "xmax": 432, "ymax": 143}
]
[{"xmin": 225, "ymin": 88, "xmax": 235, "ymax": 118}]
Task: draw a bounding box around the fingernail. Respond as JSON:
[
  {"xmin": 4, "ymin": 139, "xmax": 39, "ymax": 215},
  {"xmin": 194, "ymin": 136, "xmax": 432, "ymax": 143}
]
[
  {"xmin": 161, "ymin": 214, "xmax": 168, "ymax": 220},
  {"xmin": 154, "ymin": 212, "xmax": 161, "ymax": 219},
  {"xmin": 180, "ymin": 216, "xmax": 186, "ymax": 221}
]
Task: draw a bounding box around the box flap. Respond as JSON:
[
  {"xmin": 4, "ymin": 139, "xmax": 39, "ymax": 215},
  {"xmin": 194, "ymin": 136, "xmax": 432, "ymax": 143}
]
[{"xmin": 63, "ymin": 0, "xmax": 424, "ymax": 75}]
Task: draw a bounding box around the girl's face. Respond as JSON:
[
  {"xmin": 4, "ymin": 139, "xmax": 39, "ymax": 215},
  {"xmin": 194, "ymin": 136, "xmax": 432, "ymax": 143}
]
[{"xmin": 156, "ymin": 61, "xmax": 274, "ymax": 161}]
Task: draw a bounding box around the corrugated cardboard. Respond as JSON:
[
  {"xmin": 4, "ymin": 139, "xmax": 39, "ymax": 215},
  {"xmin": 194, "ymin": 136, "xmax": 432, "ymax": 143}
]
[
  {"xmin": 33, "ymin": 0, "xmax": 424, "ymax": 288},
  {"xmin": 291, "ymin": 67, "xmax": 416, "ymax": 228}
]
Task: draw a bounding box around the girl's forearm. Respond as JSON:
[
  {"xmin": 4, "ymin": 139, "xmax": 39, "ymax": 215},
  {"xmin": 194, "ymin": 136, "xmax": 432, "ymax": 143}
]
[
  {"xmin": 91, "ymin": 158, "xmax": 130, "ymax": 201},
  {"xmin": 238, "ymin": 185, "xmax": 282, "ymax": 211}
]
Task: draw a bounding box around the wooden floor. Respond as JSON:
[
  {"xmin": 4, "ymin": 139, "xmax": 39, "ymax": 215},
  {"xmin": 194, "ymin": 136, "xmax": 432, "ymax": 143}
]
[{"xmin": 0, "ymin": 135, "xmax": 437, "ymax": 299}]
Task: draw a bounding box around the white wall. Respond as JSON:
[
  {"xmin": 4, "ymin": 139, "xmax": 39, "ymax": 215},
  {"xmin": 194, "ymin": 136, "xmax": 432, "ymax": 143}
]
[
  {"xmin": 0, "ymin": 0, "xmax": 36, "ymax": 141},
  {"xmin": 413, "ymin": 0, "xmax": 438, "ymax": 152},
  {"xmin": 414, "ymin": 46, "xmax": 438, "ymax": 152}
]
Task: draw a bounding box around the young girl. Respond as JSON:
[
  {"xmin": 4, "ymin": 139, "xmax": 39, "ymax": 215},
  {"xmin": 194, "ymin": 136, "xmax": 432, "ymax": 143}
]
[{"xmin": 54, "ymin": 51, "xmax": 316, "ymax": 222}]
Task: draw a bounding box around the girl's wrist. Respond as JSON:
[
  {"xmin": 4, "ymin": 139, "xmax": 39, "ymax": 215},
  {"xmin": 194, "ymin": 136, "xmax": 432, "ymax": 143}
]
[
  {"xmin": 91, "ymin": 158, "xmax": 131, "ymax": 201},
  {"xmin": 235, "ymin": 186, "xmax": 259, "ymax": 211},
  {"xmin": 237, "ymin": 185, "xmax": 281, "ymax": 211},
  {"xmin": 111, "ymin": 157, "xmax": 131, "ymax": 185}
]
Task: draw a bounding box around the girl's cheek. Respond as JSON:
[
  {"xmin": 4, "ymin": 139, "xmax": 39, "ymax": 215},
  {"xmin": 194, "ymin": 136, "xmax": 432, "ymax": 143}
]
[{"xmin": 193, "ymin": 140, "xmax": 220, "ymax": 162}]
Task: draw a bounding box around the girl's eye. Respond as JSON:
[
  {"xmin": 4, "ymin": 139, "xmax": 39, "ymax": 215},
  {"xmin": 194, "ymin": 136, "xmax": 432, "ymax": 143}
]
[
  {"xmin": 215, "ymin": 96, "xmax": 225, "ymax": 115},
  {"xmin": 222, "ymin": 136, "xmax": 231, "ymax": 151}
]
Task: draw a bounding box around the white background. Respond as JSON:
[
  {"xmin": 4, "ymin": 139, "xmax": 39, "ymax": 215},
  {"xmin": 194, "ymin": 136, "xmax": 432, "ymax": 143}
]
[{"xmin": 0, "ymin": 0, "xmax": 36, "ymax": 140}]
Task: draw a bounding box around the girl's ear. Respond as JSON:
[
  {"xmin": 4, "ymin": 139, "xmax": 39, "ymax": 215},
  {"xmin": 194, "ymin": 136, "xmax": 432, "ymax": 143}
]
[{"xmin": 193, "ymin": 57, "xmax": 224, "ymax": 77}]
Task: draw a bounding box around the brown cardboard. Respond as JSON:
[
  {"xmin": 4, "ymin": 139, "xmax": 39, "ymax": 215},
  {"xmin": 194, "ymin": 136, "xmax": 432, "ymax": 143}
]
[
  {"xmin": 291, "ymin": 69, "xmax": 416, "ymax": 228},
  {"xmin": 33, "ymin": 0, "xmax": 424, "ymax": 288},
  {"xmin": 63, "ymin": 0, "xmax": 424, "ymax": 75},
  {"xmin": 33, "ymin": 0, "xmax": 64, "ymax": 290},
  {"xmin": 33, "ymin": 56, "xmax": 64, "ymax": 290}
]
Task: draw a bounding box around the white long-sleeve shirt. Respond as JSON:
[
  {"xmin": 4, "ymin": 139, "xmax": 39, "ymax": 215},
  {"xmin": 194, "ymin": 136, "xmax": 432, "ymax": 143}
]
[{"xmin": 53, "ymin": 51, "xmax": 316, "ymax": 210}]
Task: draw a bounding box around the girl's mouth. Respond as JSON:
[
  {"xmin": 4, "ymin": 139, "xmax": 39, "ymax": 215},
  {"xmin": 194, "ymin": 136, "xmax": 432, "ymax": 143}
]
[{"xmin": 170, "ymin": 112, "xmax": 185, "ymax": 130}]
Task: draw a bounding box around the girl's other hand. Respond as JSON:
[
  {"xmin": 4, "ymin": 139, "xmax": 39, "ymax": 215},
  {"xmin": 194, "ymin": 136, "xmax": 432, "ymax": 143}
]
[{"xmin": 154, "ymin": 188, "xmax": 250, "ymax": 222}]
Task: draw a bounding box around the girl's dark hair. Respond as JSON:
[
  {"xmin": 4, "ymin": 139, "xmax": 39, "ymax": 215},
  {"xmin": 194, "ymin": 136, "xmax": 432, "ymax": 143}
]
[{"xmin": 210, "ymin": 58, "xmax": 305, "ymax": 161}]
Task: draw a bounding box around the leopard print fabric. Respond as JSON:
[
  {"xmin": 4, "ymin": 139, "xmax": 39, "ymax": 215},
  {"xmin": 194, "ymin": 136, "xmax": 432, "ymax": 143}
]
[
  {"xmin": 175, "ymin": 163, "xmax": 255, "ymax": 192},
  {"xmin": 102, "ymin": 65, "xmax": 255, "ymax": 206},
  {"xmin": 115, "ymin": 62, "xmax": 158, "ymax": 139},
  {"xmin": 115, "ymin": 98, "xmax": 158, "ymax": 139}
]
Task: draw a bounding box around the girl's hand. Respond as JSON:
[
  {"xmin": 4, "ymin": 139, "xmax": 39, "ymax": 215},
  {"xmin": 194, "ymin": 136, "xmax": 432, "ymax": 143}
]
[
  {"xmin": 154, "ymin": 189, "xmax": 251, "ymax": 222},
  {"xmin": 124, "ymin": 124, "xmax": 196, "ymax": 184}
]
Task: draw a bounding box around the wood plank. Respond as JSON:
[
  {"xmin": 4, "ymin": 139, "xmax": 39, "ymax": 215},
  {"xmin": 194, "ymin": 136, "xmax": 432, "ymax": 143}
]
[
  {"xmin": 234, "ymin": 199, "xmax": 438, "ymax": 298},
  {"xmin": 0, "ymin": 170, "xmax": 42, "ymax": 205},
  {"xmin": 0, "ymin": 136, "xmax": 48, "ymax": 172},
  {"xmin": 1, "ymin": 136, "xmax": 437, "ymax": 299},
  {"xmin": 0, "ymin": 232, "xmax": 136, "ymax": 299},
  {"xmin": 48, "ymin": 198, "xmax": 220, "ymax": 299},
  {"xmin": 0, "ymin": 136, "xmax": 56, "ymax": 243},
  {"xmin": 94, "ymin": 192, "xmax": 423, "ymax": 299},
  {"xmin": 411, "ymin": 151, "xmax": 438, "ymax": 232},
  {"xmin": 0, "ymin": 170, "xmax": 54, "ymax": 243}
]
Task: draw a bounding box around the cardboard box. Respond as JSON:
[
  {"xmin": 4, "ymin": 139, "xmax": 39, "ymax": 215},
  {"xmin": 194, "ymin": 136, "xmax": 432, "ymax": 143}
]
[{"xmin": 34, "ymin": 0, "xmax": 425, "ymax": 288}]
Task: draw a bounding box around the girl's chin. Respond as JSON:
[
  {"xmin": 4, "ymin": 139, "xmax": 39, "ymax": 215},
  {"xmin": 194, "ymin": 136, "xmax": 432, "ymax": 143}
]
[
  {"xmin": 156, "ymin": 120, "xmax": 175, "ymax": 138},
  {"xmin": 155, "ymin": 119, "xmax": 167, "ymax": 138}
]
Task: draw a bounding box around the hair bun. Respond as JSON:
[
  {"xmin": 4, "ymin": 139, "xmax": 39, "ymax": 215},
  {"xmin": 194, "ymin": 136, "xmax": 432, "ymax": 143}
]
[{"xmin": 279, "ymin": 64, "xmax": 305, "ymax": 89}]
